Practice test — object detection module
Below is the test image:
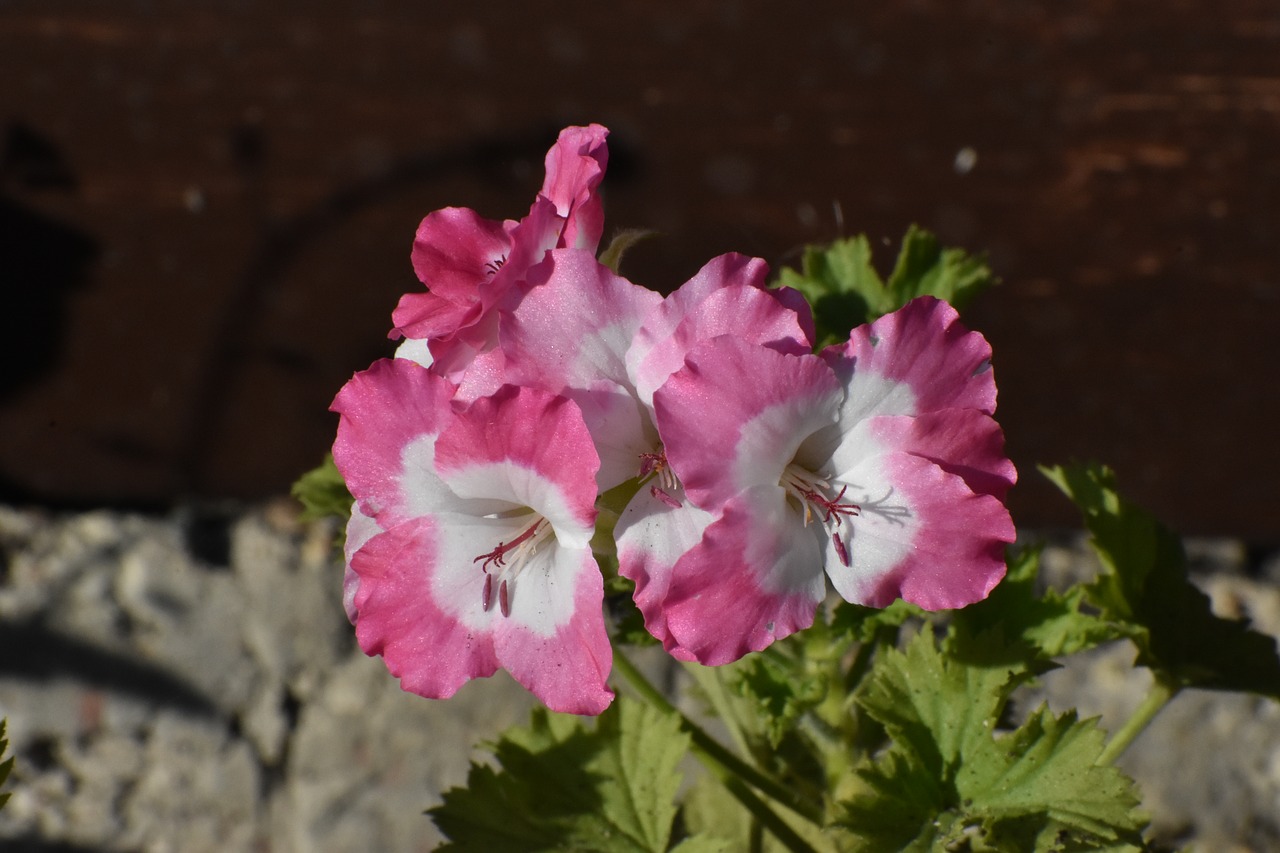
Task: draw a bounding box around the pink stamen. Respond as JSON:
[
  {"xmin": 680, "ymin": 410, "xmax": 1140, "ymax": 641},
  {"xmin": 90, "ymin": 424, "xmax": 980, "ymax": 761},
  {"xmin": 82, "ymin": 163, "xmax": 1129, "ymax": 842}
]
[
  {"xmin": 833, "ymin": 531, "xmax": 850, "ymax": 567},
  {"xmin": 638, "ymin": 451, "xmax": 666, "ymax": 479},
  {"xmin": 650, "ymin": 485, "xmax": 681, "ymax": 509},
  {"xmin": 499, "ymin": 579, "xmax": 511, "ymax": 617},
  {"xmin": 482, "ymin": 573, "xmax": 494, "ymax": 611}
]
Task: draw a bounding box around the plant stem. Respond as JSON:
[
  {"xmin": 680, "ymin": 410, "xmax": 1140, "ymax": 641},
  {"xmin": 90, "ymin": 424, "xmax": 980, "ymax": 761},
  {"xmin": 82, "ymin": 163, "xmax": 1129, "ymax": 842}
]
[
  {"xmin": 611, "ymin": 648, "xmax": 823, "ymax": 850},
  {"xmin": 1096, "ymin": 675, "xmax": 1179, "ymax": 766}
]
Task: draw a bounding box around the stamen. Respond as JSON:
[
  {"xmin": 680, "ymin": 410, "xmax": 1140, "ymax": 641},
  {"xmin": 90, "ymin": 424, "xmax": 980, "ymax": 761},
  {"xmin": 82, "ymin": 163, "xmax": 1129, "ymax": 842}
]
[
  {"xmin": 782, "ymin": 464, "xmax": 861, "ymax": 566},
  {"xmin": 473, "ymin": 518, "xmax": 551, "ymax": 617},
  {"xmin": 782, "ymin": 465, "xmax": 861, "ymax": 527},
  {"xmin": 650, "ymin": 485, "xmax": 681, "ymax": 509},
  {"xmin": 638, "ymin": 450, "xmax": 679, "ymax": 493},
  {"xmin": 833, "ymin": 531, "xmax": 850, "ymax": 567}
]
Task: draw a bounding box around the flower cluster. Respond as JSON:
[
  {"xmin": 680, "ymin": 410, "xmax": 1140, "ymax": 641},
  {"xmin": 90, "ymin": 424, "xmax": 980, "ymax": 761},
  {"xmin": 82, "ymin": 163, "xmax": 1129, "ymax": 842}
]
[{"xmin": 330, "ymin": 125, "xmax": 1016, "ymax": 715}]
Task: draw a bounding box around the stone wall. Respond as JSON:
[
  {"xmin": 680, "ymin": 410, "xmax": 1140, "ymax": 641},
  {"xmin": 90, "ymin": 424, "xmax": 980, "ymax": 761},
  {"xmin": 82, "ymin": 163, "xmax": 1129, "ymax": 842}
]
[{"xmin": 0, "ymin": 503, "xmax": 1277, "ymax": 851}]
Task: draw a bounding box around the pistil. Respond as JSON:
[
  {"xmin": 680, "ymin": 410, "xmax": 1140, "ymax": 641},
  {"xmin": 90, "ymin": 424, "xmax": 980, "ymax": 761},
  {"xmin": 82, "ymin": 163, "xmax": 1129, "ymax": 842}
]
[{"xmin": 782, "ymin": 464, "xmax": 860, "ymax": 566}]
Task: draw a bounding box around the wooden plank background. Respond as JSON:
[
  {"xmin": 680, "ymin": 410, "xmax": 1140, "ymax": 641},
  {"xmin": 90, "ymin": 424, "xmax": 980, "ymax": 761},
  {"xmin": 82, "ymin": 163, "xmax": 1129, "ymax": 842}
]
[{"xmin": 1, "ymin": 1, "xmax": 1278, "ymax": 537}]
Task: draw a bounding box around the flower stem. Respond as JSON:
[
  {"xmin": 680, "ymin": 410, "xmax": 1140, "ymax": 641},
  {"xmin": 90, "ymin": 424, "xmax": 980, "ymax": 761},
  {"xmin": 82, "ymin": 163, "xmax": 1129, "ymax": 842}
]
[
  {"xmin": 611, "ymin": 648, "xmax": 823, "ymax": 851},
  {"xmin": 1096, "ymin": 675, "xmax": 1179, "ymax": 766}
]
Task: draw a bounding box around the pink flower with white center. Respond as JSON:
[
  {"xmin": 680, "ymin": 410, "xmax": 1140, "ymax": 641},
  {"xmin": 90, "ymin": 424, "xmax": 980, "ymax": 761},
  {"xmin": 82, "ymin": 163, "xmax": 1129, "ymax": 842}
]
[
  {"xmin": 390, "ymin": 125, "xmax": 610, "ymax": 390},
  {"xmin": 331, "ymin": 358, "xmax": 613, "ymax": 715},
  {"xmin": 605, "ymin": 253, "xmax": 816, "ymax": 657},
  {"xmin": 642, "ymin": 296, "xmax": 1016, "ymax": 665}
]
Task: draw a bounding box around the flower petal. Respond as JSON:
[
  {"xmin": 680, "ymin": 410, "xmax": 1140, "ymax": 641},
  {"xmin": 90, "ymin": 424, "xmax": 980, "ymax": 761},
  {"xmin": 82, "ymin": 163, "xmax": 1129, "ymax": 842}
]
[
  {"xmin": 500, "ymin": 249, "xmax": 662, "ymax": 488},
  {"xmin": 615, "ymin": 483, "xmax": 717, "ymax": 659},
  {"xmin": 631, "ymin": 274, "xmax": 814, "ymax": 411},
  {"xmin": 656, "ymin": 337, "xmax": 842, "ymax": 510},
  {"xmin": 658, "ymin": 484, "xmax": 827, "ymax": 665},
  {"xmin": 351, "ymin": 515, "xmax": 613, "ymax": 714},
  {"xmin": 824, "ymin": 451, "xmax": 1013, "ymax": 610},
  {"xmin": 406, "ymin": 206, "xmax": 514, "ymax": 304},
  {"xmin": 330, "ymin": 358, "xmax": 460, "ymax": 526},
  {"xmin": 820, "ymin": 296, "xmax": 998, "ymax": 422},
  {"xmin": 434, "ymin": 385, "xmax": 600, "ymax": 539},
  {"xmin": 539, "ymin": 124, "xmax": 609, "ymax": 252}
]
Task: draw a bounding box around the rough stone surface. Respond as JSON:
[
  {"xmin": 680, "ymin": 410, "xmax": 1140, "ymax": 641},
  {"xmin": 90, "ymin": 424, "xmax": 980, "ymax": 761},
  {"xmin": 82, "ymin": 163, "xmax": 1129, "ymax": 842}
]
[{"xmin": 0, "ymin": 506, "xmax": 1277, "ymax": 851}]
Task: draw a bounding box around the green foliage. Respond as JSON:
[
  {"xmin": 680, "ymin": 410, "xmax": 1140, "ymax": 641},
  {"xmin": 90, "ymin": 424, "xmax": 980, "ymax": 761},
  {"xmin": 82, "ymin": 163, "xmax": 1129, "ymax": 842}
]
[
  {"xmin": 1043, "ymin": 463, "xmax": 1280, "ymax": 697},
  {"xmin": 431, "ymin": 698, "xmax": 724, "ymax": 852},
  {"xmin": 839, "ymin": 632, "xmax": 1147, "ymax": 851},
  {"xmin": 290, "ymin": 453, "xmax": 353, "ymax": 524},
  {"xmin": 599, "ymin": 228, "xmax": 659, "ymax": 275},
  {"xmin": 776, "ymin": 225, "xmax": 995, "ymax": 346},
  {"xmin": 0, "ymin": 719, "xmax": 11, "ymax": 811},
  {"xmin": 949, "ymin": 546, "xmax": 1124, "ymax": 667}
]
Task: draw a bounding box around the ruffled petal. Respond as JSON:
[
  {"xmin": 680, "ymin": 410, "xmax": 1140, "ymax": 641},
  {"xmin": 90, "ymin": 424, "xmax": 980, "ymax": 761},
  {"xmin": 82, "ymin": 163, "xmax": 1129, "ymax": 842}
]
[
  {"xmin": 631, "ymin": 275, "xmax": 814, "ymax": 411},
  {"xmin": 406, "ymin": 207, "xmax": 513, "ymax": 305},
  {"xmin": 823, "ymin": 451, "xmax": 1013, "ymax": 610},
  {"xmin": 656, "ymin": 337, "xmax": 842, "ymax": 510},
  {"xmin": 626, "ymin": 253, "xmax": 771, "ymax": 408},
  {"xmin": 658, "ymin": 485, "xmax": 827, "ymax": 665},
  {"xmin": 330, "ymin": 358, "xmax": 461, "ymax": 526},
  {"xmin": 492, "ymin": 544, "xmax": 614, "ymax": 715},
  {"xmin": 500, "ymin": 249, "xmax": 662, "ymax": 488},
  {"xmin": 350, "ymin": 516, "xmax": 503, "ymax": 701},
  {"xmin": 434, "ymin": 385, "xmax": 600, "ymax": 538},
  {"xmin": 539, "ymin": 124, "xmax": 609, "ymax": 252},
  {"xmin": 856, "ymin": 409, "xmax": 1017, "ymax": 500},
  {"xmin": 615, "ymin": 483, "xmax": 717, "ymax": 659},
  {"xmin": 820, "ymin": 296, "xmax": 998, "ymax": 422}
]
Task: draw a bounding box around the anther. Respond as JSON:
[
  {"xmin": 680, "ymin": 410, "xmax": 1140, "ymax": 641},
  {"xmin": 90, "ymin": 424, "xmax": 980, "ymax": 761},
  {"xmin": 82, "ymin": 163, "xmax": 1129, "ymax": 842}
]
[
  {"xmin": 499, "ymin": 580, "xmax": 511, "ymax": 618},
  {"xmin": 482, "ymin": 573, "xmax": 494, "ymax": 611},
  {"xmin": 833, "ymin": 531, "xmax": 850, "ymax": 567}
]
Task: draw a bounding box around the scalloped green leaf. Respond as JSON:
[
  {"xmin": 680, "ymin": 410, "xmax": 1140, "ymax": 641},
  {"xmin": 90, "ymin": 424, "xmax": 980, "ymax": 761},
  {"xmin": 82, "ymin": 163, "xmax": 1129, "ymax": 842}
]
[
  {"xmin": 950, "ymin": 546, "xmax": 1125, "ymax": 665},
  {"xmin": 1043, "ymin": 463, "xmax": 1280, "ymax": 698},
  {"xmin": 431, "ymin": 699, "xmax": 691, "ymax": 852},
  {"xmin": 841, "ymin": 632, "xmax": 1146, "ymax": 850},
  {"xmin": 775, "ymin": 226, "xmax": 995, "ymax": 346}
]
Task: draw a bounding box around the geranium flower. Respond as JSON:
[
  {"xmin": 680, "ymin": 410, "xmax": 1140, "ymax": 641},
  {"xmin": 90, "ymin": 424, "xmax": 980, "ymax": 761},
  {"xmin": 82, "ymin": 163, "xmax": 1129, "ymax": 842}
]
[
  {"xmin": 610, "ymin": 253, "xmax": 818, "ymax": 657},
  {"xmin": 390, "ymin": 124, "xmax": 610, "ymax": 392},
  {"xmin": 632, "ymin": 296, "xmax": 1016, "ymax": 665},
  {"xmin": 331, "ymin": 358, "xmax": 613, "ymax": 715}
]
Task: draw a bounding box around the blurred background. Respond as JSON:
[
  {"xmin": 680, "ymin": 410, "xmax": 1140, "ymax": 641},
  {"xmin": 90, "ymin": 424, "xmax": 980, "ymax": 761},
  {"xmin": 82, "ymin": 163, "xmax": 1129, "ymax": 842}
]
[{"xmin": 2, "ymin": 0, "xmax": 1278, "ymax": 539}]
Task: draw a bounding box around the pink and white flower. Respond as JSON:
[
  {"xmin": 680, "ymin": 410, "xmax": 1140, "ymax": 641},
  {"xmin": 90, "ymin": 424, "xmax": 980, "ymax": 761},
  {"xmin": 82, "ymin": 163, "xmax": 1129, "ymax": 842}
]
[
  {"xmin": 331, "ymin": 359, "xmax": 613, "ymax": 715},
  {"xmin": 611, "ymin": 253, "xmax": 819, "ymax": 657},
  {"xmin": 629, "ymin": 296, "xmax": 1016, "ymax": 665},
  {"xmin": 391, "ymin": 124, "xmax": 610, "ymax": 394}
]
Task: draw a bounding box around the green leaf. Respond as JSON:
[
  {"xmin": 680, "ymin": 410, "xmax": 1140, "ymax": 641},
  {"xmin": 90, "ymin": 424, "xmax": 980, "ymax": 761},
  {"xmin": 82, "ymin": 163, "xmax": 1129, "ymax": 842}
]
[
  {"xmin": 681, "ymin": 771, "xmax": 839, "ymax": 853},
  {"xmin": 1043, "ymin": 463, "xmax": 1280, "ymax": 698},
  {"xmin": 840, "ymin": 632, "xmax": 1147, "ymax": 850},
  {"xmin": 857, "ymin": 629, "xmax": 1025, "ymax": 776},
  {"xmin": 829, "ymin": 598, "xmax": 921, "ymax": 645},
  {"xmin": 431, "ymin": 699, "xmax": 691, "ymax": 852},
  {"xmin": 775, "ymin": 226, "xmax": 995, "ymax": 346},
  {"xmin": 729, "ymin": 653, "xmax": 826, "ymax": 750},
  {"xmin": 950, "ymin": 547, "xmax": 1125, "ymax": 665},
  {"xmin": 0, "ymin": 719, "xmax": 11, "ymax": 811},
  {"xmin": 290, "ymin": 454, "xmax": 353, "ymax": 524},
  {"xmin": 958, "ymin": 707, "xmax": 1145, "ymax": 842},
  {"xmin": 599, "ymin": 228, "xmax": 658, "ymax": 275}
]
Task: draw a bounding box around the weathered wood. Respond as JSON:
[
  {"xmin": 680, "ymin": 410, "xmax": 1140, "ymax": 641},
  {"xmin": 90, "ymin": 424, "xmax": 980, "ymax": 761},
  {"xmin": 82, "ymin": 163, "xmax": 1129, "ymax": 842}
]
[{"xmin": 1, "ymin": 1, "xmax": 1277, "ymax": 535}]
